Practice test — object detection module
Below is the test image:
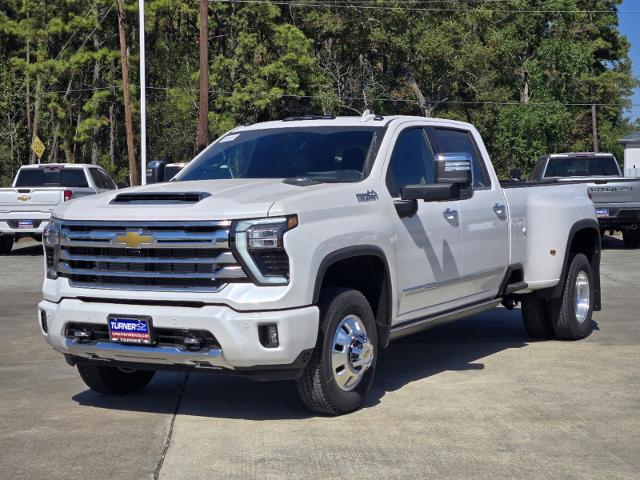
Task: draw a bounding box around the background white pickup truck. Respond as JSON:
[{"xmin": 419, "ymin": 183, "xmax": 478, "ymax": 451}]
[
  {"xmin": 39, "ymin": 115, "xmax": 601, "ymax": 415},
  {"xmin": 0, "ymin": 164, "xmax": 117, "ymax": 254}
]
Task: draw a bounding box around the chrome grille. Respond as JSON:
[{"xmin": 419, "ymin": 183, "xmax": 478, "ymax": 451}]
[{"xmin": 57, "ymin": 221, "xmax": 246, "ymax": 291}]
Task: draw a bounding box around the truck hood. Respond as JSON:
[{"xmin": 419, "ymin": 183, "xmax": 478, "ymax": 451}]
[{"xmin": 53, "ymin": 178, "xmax": 346, "ymax": 221}]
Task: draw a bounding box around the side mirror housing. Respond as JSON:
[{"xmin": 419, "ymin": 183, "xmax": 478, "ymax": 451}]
[
  {"xmin": 435, "ymin": 153, "xmax": 472, "ymax": 186},
  {"xmin": 510, "ymin": 169, "xmax": 522, "ymax": 182}
]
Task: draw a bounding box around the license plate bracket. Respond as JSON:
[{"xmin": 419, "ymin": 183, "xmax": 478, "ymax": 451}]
[
  {"xmin": 107, "ymin": 315, "xmax": 155, "ymax": 345},
  {"xmin": 18, "ymin": 220, "xmax": 34, "ymax": 229}
]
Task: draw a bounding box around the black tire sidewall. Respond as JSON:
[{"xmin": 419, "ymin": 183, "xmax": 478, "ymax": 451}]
[{"xmin": 318, "ymin": 289, "xmax": 378, "ymax": 413}]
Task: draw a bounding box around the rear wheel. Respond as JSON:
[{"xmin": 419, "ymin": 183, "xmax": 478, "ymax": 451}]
[
  {"xmin": 521, "ymin": 294, "xmax": 553, "ymax": 339},
  {"xmin": 547, "ymin": 253, "xmax": 594, "ymax": 340},
  {"xmin": 77, "ymin": 364, "xmax": 155, "ymax": 394},
  {"xmin": 623, "ymin": 228, "xmax": 640, "ymax": 249},
  {"xmin": 296, "ymin": 288, "xmax": 377, "ymax": 415},
  {"xmin": 0, "ymin": 235, "xmax": 14, "ymax": 255}
]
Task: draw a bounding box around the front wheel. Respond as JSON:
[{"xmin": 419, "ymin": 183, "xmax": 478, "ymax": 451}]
[
  {"xmin": 0, "ymin": 235, "xmax": 14, "ymax": 255},
  {"xmin": 296, "ymin": 288, "xmax": 378, "ymax": 415},
  {"xmin": 77, "ymin": 364, "xmax": 155, "ymax": 394},
  {"xmin": 547, "ymin": 253, "xmax": 594, "ymax": 340},
  {"xmin": 623, "ymin": 228, "xmax": 640, "ymax": 249}
]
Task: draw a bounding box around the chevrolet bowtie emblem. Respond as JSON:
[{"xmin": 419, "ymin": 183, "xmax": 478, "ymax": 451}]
[
  {"xmin": 17, "ymin": 194, "xmax": 30, "ymax": 201},
  {"xmin": 113, "ymin": 231, "xmax": 154, "ymax": 248}
]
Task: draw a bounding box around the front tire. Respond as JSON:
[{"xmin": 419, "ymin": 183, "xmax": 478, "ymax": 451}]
[
  {"xmin": 296, "ymin": 288, "xmax": 378, "ymax": 415},
  {"xmin": 0, "ymin": 235, "xmax": 14, "ymax": 255},
  {"xmin": 623, "ymin": 228, "xmax": 640, "ymax": 249},
  {"xmin": 547, "ymin": 253, "xmax": 594, "ymax": 340},
  {"xmin": 77, "ymin": 364, "xmax": 155, "ymax": 394}
]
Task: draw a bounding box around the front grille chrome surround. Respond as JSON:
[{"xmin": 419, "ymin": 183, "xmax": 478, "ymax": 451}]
[{"xmin": 57, "ymin": 220, "xmax": 247, "ymax": 292}]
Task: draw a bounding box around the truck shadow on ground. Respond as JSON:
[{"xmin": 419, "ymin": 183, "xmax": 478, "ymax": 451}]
[{"xmin": 73, "ymin": 307, "xmax": 588, "ymax": 420}]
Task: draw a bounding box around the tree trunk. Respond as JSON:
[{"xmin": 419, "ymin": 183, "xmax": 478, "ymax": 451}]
[
  {"xmin": 116, "ymin": 0, "xmax": 139, "ymax": 186},
  {"xmin": 407, "ymin": 75, "xmax": 430, "ymax": 117},
  {"xmin": 30, "ymin": 72, "xmax": 42, "ymax": 164},
  {"xmin": 91, "ymin": 35, "xmax": 101, "ymax": 165}
]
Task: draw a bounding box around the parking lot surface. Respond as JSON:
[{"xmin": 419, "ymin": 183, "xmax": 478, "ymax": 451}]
[{"xmin": 0, "ymin": 237, "xmax": 638, "ymax": 479}]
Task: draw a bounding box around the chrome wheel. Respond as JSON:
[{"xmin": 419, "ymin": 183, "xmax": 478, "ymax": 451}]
[
  {"xmin": 574, "ymin": 270, "xmax": 590, "ymax": 323},
  {"xmin": 331, "ymin": 314, "xmax": 374, "ymax": 391}
]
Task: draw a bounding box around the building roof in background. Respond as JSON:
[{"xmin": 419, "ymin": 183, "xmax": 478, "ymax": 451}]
[{"xmin": 619, "ymin": 131, "xmax": 640, "ymax": 144}]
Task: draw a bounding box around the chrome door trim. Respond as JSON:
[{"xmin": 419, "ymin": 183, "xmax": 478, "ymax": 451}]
[{"xmin": 402, "ymin": 267, "xmax": 505, "ymax": 296}]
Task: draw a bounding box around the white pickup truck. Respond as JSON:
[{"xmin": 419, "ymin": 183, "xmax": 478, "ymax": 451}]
[
  {"xmin": 39, "ymin": 115, "xmax": 601, "ymax": 415},
  {"xmin": 0, "ymin": 164, "xmax": 117, "ymax": 254}
]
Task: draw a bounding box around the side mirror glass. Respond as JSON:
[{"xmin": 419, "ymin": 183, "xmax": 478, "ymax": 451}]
[{"xmin": 435, "ymin": 153, "xmax": 472, "ymax": 186}]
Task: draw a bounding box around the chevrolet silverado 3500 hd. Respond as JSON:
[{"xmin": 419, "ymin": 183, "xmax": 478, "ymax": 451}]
[{"xmin": 39, "ymin": 115, "xmax": 601, "ymax": 415}]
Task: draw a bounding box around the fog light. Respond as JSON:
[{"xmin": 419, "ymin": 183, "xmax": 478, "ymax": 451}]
[{"xmin": 259, "ymin": 324, "xmax": 279, "ymax": 348}]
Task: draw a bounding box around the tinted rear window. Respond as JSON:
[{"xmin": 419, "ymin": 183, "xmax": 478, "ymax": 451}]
[
  {"xmin": 15, "ymin": 168, "xmax": 89, "ymax": 188},
  {"xmin": 544, "ymin": 157, "xmax": 620, "ymax": 177}
]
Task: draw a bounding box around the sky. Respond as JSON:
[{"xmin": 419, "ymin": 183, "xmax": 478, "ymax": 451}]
[{"xmin": 619, "ymin": 0, "xmax": 640, "ymax": 122}]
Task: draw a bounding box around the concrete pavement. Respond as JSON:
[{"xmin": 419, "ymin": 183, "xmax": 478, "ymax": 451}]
[{"xmin": 0, "ymin": 237, "xmax": 638, "ymax": 479}]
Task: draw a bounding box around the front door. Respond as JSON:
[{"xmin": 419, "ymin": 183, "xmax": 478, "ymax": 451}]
[{"xmin": 386, "ymin": 126, "xmax": 464, "ymax": 321}]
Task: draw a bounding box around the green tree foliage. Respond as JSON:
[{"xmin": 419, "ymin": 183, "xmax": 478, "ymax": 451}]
[{"xmin": 0, "ymin": 0, "xmax": 637, "ymax": 185}]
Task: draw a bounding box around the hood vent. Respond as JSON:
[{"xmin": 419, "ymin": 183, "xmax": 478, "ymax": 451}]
[{"xmin": 110, "ymin": 192, "xmax": 210, "ymax": 205}]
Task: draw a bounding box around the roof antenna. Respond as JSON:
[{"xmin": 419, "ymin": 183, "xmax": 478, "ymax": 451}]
[{"xmin": 360, "ymin": 109, "xmax": 376, "ymax": 123}]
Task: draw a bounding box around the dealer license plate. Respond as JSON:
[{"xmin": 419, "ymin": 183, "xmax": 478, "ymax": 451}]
[
  {"xmin": 107, "ymin": 316, "xmax": 154, "ymax": 345},
  {"xmin": 18, "ymin": 220, "xmax": 34, "ymax": 229},
  {"xmin": 595, "ymin": 208, "xmax": 609, "ymax": 218}
]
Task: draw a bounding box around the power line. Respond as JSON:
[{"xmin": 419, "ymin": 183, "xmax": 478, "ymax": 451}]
[{"xmin": 212, "ymin": 0, "xmax": 639, "ymax": 14}]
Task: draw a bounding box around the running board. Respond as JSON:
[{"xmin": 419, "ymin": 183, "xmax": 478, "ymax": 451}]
[{"xmin": 389, "ymin": 298, "xmax": 501, "ymax": 341}]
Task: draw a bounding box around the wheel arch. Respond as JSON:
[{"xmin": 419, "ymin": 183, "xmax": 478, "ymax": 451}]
[
  {"xmin": 552, "ymin": 219, "xmax": 602, "ymax": 311},
  {"xmin": 313, "ymin": 246, "xmax": 393, "ymax": 348}
]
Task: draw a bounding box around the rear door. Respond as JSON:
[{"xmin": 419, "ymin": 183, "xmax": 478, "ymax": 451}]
[
  {"xmin": 428, "ymin": 127, "xmax": 509, "ymax": 301},
  {"xmin": 385, "ymin": 125, "xmax": 464, "ymax": 320}
]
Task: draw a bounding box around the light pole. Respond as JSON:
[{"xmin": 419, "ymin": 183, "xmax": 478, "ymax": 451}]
[{"xmin": 139, "ymin": 0, "xmax": 147, "ymax": 184}]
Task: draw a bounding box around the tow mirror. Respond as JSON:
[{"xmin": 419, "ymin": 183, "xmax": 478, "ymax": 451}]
[
  {"xmin": 146, "ymin": 160, "xmax": 166, "ymax": 184},
  {"xmin": 510, "ymin": 169, "xmax": 522, "ymax": 182},
  {"xmin": 401, "ymin": 183, "xmax": 459, "ymax": 202},
  {"xmin": 435, "ymin": 153, "xmax": 472, "ymax": 186}
]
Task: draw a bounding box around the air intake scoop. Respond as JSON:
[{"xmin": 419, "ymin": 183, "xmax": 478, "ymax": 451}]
[{"xmin": 110, "ymin": 192, "xmax": 210, "ymax": 204}]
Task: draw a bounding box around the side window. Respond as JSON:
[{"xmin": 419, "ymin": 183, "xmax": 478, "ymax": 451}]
[
  {"xmin": 430, "ymin": 128, "xmax": 490, "ymax": 188},
  {"xmin": 99, "ymin": 169, "xmax": 116, "ymax": 189},
  {"xmin": 89, "ymin": 169, "xmax": 105, "ymax": 189},
  {"xmin": 386, "ymin": 128, "xmax": 435, "ymax": 198}
]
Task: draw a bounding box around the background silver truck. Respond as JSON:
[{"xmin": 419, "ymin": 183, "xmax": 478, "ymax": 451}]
[
  {"xmin": 0, "ymin": 164, "xmax": 117, "ymax": 254},
  {"xmin": 529, "ymin": 152, "xmax": 640, "ymax": 248}
]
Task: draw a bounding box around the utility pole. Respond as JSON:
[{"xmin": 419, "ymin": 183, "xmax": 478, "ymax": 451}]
[
  {"xmin": 198, "ymin": 0, "xmax": 208, "ymax": 151},
  {"xmin": 116, "ymin": 0, "xmax": 139, "ymax": 186},
  {"xmin": 591, "ymin": 104, "xmax": 599, "ymax": 153},
  {"xmin": 138, "ymin": 0, "xmax": 147, "ymax": 184}
]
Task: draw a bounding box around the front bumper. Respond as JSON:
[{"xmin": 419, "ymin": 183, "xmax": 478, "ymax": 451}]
[{"xmin": 38, "ymin": 298, "xmax": 319, "ymax": 374}]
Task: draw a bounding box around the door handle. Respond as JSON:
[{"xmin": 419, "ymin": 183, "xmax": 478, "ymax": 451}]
[
  {"xmin": 443, "ymin": 208, "xmax": 458, "ymax": 221},
  {"xmin": 493, "ymin": 203, "xmax": 507, "ymax": 219}
]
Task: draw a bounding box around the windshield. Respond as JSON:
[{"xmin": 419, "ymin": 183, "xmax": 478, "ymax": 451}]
[
  {"xmin": 175, "ymin": 127, "xmax": 385, "ymax": 183},
  {"xmin": 14, "ymin": 168, "xmax": 89, "ymax": 188},
  {"xmin": 544, "ymin": 156, "xmax": 620, "ymax": 178}
]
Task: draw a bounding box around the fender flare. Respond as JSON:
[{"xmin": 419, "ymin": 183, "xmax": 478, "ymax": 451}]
[
  {"xmin": 312, "ymin": 245, "xmax": 394, "ymax": 348},
  {"xmin": 543, "ymin": 218, "xmax": 602, "ymax": 310}
]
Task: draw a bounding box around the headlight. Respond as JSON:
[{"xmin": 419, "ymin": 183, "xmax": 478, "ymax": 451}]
[
  {"xmin": 232, "ymin": 216, "xmax": 298, "ymax": 285},
  {"xmin": 43, "ymin": 219, "xmax": 62, "ymax": 279}
]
